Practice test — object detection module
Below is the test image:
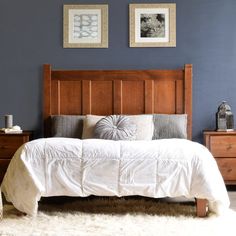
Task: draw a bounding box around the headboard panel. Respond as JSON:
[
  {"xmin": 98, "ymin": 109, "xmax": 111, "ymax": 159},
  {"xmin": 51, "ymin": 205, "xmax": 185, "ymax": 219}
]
[{"xmin": 43, "ymin": 64, "xmax": 192, "ymax": 139}]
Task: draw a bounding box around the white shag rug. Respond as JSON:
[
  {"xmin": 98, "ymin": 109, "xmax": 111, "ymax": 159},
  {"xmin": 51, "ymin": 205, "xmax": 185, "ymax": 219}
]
[{"xmin": 0, "ymin": 196, "xmax": 236, "ymax": 236}]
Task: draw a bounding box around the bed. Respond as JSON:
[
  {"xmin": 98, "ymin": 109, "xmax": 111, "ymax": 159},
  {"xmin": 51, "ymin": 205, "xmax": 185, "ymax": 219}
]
[{"xmin": 1, "ymin": 64, "xmax": 230, "ymax": 217}]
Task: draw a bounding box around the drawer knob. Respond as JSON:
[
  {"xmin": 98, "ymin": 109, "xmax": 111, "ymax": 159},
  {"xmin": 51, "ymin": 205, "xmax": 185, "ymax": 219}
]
[
  {"xmin": 227, "ymin": 168, "xmax": 232, "ymax": 173},
  {"xmin": 227, "ymin": 144, "xmax": 232, "ymax": 150}
]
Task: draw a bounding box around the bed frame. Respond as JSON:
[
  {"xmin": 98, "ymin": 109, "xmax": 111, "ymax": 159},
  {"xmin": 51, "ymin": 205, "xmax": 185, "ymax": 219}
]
[{"xmin": 43, "ymin": 64, "xmax": 207, "ymax": 217}]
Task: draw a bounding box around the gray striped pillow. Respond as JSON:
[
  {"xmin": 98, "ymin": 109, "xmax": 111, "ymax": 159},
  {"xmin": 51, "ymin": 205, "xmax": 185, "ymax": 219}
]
[
  {"xmin": 152, "ymin": 114, "xmax": 187, "ymax": 139},
  {"xmin": 50, "ymin": 115, "xmax": 85, "ymax": 138}
]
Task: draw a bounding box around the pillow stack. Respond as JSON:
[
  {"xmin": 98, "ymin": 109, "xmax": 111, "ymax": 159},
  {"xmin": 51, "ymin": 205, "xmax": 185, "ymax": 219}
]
[{"xmin": 50, "ymin": 114, "xmax": 187, "ymax": 140}]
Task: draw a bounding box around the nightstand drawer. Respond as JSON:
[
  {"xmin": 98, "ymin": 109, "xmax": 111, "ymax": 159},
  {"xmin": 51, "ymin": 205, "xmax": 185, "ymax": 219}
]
[
  {"xmin": 0, "ymin": 131, "xmax": 32, "ymax": 184},
  {"xmin": 215, "ymin": 158, "xmax": 236, "ymax": 180},
  {"xmin": 209, "ymin": 135, "xmax": 236, "ymax": 157},
  {"xmin": 0, "ymin": 136, "xmax": 25, "ymax": 158},
  {"xmin": 0, "ymin": 159, "xmax": 11, "ymax": 183}
]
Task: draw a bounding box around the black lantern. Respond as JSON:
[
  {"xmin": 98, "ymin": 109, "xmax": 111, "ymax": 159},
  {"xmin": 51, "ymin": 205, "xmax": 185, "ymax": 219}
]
[{"xmin": 216, "ymin": 101, "xmax": 234, "ymax": 131}]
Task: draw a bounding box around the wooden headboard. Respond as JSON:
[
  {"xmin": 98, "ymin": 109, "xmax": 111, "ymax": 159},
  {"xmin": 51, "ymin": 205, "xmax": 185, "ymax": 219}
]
[{"xmin": 43, "ymin": 64, "xmax": 192, "ymax": 139}]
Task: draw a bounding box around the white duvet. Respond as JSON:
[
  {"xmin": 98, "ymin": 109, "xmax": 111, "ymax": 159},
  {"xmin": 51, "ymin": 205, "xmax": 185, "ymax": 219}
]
[{"xmin": 1, "ymin": 138, "xmax": 230, "ymax": 216}]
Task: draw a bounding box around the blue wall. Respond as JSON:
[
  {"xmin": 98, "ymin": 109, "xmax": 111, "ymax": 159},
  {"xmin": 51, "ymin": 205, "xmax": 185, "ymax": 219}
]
[{"xmin": 0, "ymin": 0, "xmax": 236, "ymax": 142}]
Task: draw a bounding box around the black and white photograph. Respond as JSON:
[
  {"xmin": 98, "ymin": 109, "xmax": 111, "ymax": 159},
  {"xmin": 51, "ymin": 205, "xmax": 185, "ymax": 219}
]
[
  {"xmin": 140, "ymin": 13, "xmax": 165, "ymax": 38},
  {"xmin": 63, "ymin": 4, "xmax": 108, "ymax": 48},
  {"xmin": 129, "ymin": 4, "xmax": 176, "ymax": 47}
]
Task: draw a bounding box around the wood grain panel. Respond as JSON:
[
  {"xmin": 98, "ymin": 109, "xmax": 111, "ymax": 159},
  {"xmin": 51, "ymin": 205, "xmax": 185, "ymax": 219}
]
[
  {"xmin": 82, "ymin": 80, "xmax": 91, "ymax": 115},
  {"xmin": 122, "ymin": 81, "xmax": 145, "ymax": 114},
  {"xmin": 51, "ymin": 69, "xmax": 184, "ymax": 81},
  {"xmin": 59, "ymin": 81, "xmax": 82, "ymax": 115},
  {"xmin": 51, "ymin": 80, "xmax": 59, "ymax": 115},
  {"xmin": 176, "ymin": 80, "xmax": 184, "ymax": 114},
  {"xmin": 43, "ymin": 64, "xmax": 51, "ymax": 135},
  {"xmin": 145, "ymin": 80, "xmax": 154, "ymax": 114},
  {"xmin": 113, "ymin": 80, "xmax": 122, "ymax": 114},
  {"xmin": 154, "ymin": 80, "xmax": 176, "ymax": 114},
  {"xmin": 91, "ymin": 81, "xmax": 113, "ymax": 115}
]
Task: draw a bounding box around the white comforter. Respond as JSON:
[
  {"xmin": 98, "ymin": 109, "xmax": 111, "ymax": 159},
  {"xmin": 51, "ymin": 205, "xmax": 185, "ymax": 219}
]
[{"xmin": 1, "ymin": 138, "xmax": 230, "ymax": 216}]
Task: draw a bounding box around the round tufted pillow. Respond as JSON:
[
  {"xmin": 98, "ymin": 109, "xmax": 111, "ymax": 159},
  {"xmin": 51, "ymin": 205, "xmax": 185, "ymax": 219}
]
[{"xmin": 94, "ymin": 115, "xmax": 137, "ymax": 140}]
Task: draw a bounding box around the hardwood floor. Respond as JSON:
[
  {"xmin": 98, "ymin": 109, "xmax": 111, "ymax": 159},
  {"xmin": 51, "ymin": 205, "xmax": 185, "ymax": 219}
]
[{"xmin": 229, "ymin": 191, "xmax": 236, "ymax": 211}]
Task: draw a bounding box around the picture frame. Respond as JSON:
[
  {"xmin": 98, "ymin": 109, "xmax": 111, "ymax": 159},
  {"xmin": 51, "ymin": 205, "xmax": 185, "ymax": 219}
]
[
  {"xmin": 63, "ymin": 4, "xmax": 108, "ymax": 48},
  {"xmin": 129, "ymin": 3, "xmax": 176, "ymax": 47}
]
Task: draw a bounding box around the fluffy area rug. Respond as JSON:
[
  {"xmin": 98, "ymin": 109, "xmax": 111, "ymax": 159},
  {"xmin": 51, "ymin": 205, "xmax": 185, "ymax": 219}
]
[{"xmin": 0, "ymin": 196, "xmax": 236, "ymax": 236}]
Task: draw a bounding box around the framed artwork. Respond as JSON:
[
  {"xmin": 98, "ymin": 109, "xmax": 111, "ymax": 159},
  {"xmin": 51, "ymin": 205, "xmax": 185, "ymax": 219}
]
[
  {"xmin": 129, "ymin": 3, "xmax": 176, "ymax": 47},
  {"xmin": 63, "ymin": 4, "xmax": 108, "ymax": 48}
]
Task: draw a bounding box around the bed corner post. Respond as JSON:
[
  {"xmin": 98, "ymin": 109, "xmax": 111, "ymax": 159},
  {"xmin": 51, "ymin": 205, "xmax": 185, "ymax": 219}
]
[
  {"xmin": 196, "ymin": 198, "xmax": 208, "ymax": 217},
  {"xmin": 184, "ymin": 64, "xmax": 192, "ymax": 140},
  {"xmin": 43, "ymin": 64, "xmax": 52, "ymax": 137}
]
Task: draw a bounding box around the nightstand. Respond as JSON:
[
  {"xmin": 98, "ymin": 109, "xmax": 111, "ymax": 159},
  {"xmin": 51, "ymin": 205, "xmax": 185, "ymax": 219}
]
[
  {"xmin": 0, "ymin": 131, "xmax": 32, "ymax": 183},
  {"xmin": 203, "ymin": 130, "xmax": 236, "ymax": 185}
]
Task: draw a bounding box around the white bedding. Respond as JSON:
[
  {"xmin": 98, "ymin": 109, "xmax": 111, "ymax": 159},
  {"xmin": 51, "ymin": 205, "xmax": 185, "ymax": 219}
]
[{"xmin": 1, "ymin": 138, "xmax": 230, "ymax": 216}]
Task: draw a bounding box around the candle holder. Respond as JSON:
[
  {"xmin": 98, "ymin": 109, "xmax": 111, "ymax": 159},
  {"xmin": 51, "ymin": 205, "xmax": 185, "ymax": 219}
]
[{"xmin": 4, "ymin": 115, "xmax": 13, "ymax": 128}]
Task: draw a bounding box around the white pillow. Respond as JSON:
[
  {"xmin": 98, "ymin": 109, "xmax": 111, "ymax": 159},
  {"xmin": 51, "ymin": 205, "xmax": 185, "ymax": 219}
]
[
  {"xmin": 82, "ymin": 115, "xmax": 104, "ymax": 139},
  {"xmin": 82, "ymin": 114, "xmax": 154, "ymax": 140},
  {"xmin": 128, "ymin": 115, "xmax": 154, "ymax": 140}
]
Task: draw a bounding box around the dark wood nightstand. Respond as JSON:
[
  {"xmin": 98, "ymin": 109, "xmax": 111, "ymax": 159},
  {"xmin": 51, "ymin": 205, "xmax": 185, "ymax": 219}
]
[
  {"xmin": 0, "ymin": 131, "xmax": 32, "ymax": 183},
  {"xmin": 203, "ymin": 130, "xmax": 236, "ymax": 185}
]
